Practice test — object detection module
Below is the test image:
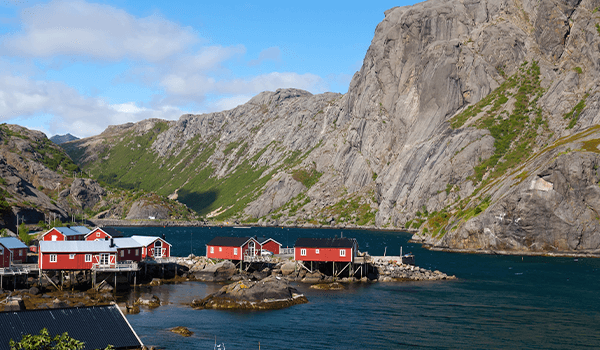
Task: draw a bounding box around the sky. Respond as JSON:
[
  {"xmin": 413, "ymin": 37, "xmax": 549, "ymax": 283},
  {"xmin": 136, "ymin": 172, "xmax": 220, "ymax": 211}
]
[{"xmin": 0, "ymin": 0, "xmax": 418, "ymax": 138}]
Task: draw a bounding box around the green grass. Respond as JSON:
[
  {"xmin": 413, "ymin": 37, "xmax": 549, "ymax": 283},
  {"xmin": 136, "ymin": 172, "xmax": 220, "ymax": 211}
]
[
  {"xmin": 292, "ymin": 168, "xmax": 322, "ymax": 188},
  {"xmin": 564, "ymin": 94, "xmax": 589, "ymax": 129}
]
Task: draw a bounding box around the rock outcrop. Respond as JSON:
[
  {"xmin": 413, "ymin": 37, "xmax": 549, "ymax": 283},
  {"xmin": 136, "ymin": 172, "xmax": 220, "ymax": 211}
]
[{"xmin": 63, "ymin": 0, "xmax": 600, "ymax": 256}]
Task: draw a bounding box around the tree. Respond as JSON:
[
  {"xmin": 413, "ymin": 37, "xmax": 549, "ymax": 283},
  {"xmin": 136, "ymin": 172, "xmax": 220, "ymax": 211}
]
[
  {"xmin": 9, "ymin": 328, "xmax": 114, "ymax": 350},
  {"xmin": 18, "ymin": 223, "xmax": 31, "ymax": 245}
]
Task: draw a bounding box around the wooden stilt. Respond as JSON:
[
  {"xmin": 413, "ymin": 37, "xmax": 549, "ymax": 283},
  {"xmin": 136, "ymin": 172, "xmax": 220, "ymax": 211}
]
[
  {"xmin": 114, "ymin": 273, "xmax": 117, "ymax": 296},
  {"xmin": 134, "ymin": 272, "xmax": 136, "ymax": 292}
]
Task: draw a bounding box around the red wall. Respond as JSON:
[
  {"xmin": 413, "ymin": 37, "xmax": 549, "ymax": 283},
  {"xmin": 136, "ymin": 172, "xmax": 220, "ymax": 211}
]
[
  {"xmin": 142, "ymin": 239, "xmax": 170, "ymax": 259},
  {"xmin": 39, "ymin": 251, "xmax": 116, "ymax": 270},
  {"xmin": 86, "ymin": 229, "xmax": 110, "ymax": 241},
  {"xmin": 295, "ymin": 247, "xmax": 353, "ymax": 262},
  {"xmin": 206, "ymin": 245, "xmax": 243, "ymax": 260},
  {"xmin": 261, "ymin": 241, "xmax": 280, "ymax": 254},
  {"xmin": 42, "ymin": 229, "xmax": 83, "ymax": 241},
  {"xmin": 0, "ymin": 244, "xmax": 10, "ymax": 268},
  {"xmin": 10, "ymin": 247, "xmax": 28, "ymax": 263},
  {"xmin": 117, "ymin": 247, "xmax": 142, "ymax": 262}
]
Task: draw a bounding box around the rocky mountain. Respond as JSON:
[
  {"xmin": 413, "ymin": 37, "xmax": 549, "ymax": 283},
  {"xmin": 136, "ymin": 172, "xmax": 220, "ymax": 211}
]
[
  {"xmin": 50, "ymin": 134, "xmax": 79, "ymax": 144},
  {"xmin": 64, "ymin": 0, "xmax": 600, "ymax": 256},
  {"xmin": 0, "ymin": 124, "xmax": 195, "ymax": 231}
]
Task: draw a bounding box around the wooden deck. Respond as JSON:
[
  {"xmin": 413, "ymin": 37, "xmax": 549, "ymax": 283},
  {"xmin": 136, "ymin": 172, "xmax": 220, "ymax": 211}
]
[
  {"xmin": 91, "ymin": 262, "xmax": 139, "ymax": 272},
  {"xmin": 0, "ymin": 264, "xmax": 39, "ymax": 276}
]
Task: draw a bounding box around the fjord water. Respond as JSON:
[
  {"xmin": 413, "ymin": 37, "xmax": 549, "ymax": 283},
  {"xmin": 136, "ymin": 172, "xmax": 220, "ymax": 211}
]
[{"xmin": 118, "ymin": 226, "xmax": 600, "ymax": 349}]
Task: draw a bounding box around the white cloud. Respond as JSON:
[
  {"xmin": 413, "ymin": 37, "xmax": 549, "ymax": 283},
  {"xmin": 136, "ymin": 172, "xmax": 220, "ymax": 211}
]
[
  {"xmin": 248, "ymin": 47, "xmax": 281, "ymax": 66},
  {"xmin": 2, "ymin": 0, "xmax": 197, "ymax": 61}
]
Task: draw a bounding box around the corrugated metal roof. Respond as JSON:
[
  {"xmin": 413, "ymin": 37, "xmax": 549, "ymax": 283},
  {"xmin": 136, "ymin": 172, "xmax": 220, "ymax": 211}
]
[
  {"xmin": 69, "ymin": 226, "xmax": 92, "ymax": 234},
  {"xmin": 46, "ymin": 227, "xmax": 83, "ymax": 237},
  {"xmin": 0, "ymin": 237, "xmax": 27, "ymax": 249},
  {"xmin": 206, "ymin": 236, "xmax": 252, "ymax": 247},
  {"xmin": 295, "ymin": 237, "xmax": 357, "ymax": 248},
  {"xmin": 39, "ymin": 241, "xmax": 117, "ymax": 253},
  {"xmin": 0, "ymin": 305, "xmax": 143, "ymax": 350},
  {"xmin": 130, "ymin": 235, "xmax": 172, "ymax": 247},
  {"xmin": 112, "ymin": 237, "xmax": 143, "ymax": 249}
]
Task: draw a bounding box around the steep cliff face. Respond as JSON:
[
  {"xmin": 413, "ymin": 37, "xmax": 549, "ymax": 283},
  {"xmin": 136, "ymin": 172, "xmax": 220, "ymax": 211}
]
[{"xmin": 66, "ymin": 0, "xmax": 600, "ymax": 255}]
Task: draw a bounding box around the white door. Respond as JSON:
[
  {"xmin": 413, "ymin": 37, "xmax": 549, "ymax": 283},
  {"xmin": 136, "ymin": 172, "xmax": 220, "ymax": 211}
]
[
  {"xmin": 248, "ymin": 241, "xmax": 255, "ymax": 256},
  {"xmin": 100, "ymin": 253, "xmax": 109, "ymax": 266}
]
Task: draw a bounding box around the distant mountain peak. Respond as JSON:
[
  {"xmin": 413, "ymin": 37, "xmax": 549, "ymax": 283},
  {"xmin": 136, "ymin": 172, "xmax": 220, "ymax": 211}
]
[{"xmin": 50, "ymin": 133, "xmax": 79, "ymax": 144}]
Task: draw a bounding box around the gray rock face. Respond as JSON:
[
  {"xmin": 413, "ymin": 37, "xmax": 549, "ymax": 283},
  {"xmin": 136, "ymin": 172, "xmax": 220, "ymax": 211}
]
[
  {"xmin": 126, "ymin": 200, "xmax": 169, "ymax": 220},
  {"xmin": 64, "ymin": 178, "xmax": 106, "ymax": 210}
]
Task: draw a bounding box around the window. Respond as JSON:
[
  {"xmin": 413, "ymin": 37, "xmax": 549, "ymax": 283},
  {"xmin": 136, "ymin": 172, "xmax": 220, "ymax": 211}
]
[
  {"xmin": 127, "ymin": 249, "xmax": 131, "ymax": 254},
  {"xmin": 96, "ymin": 232, "xmax": 100, "ymax": 237},
  {"xmin": 219, "ymin": 247, "xmax": 222, "ymax": 252},
  {"xmin": 50, "ymin": 254, "xmax": 57, "ymax": 263},
  {"xmin": 51, "ymin": 235, "xmax": 57, "ymax": 241},
  {"xmin": 300, "ymin": 249, "xmax": 307, "ymax": 256},
  {"xmin": 19, "ymin": 250, "xmax": 23, "ymax": 256},
  {"xmin": 234, "ymin": 248, "xmax": 238, "ymax": 255},
  {"xmin": 210, "ymin": 247, "xmax": 214, "ymax": 254},
  {"xmin": 340, "ymin": 249, "xmax": 346, "ymax": 257},
  {"xmin": 120, "ymin": 250, "xmax": 124, "ymax": 257},
  {"xmin": 315, "ymin": 249, "xmax": 320, "ymax": 254},
  {"xmin": 135, "ymin": 249, "xmax": 139, "ymax": 256},
  {"xmin": 69, "ymin": 254, "xmax": 75, "ymax": 259},
  {"xmin": 85, "ymin": 254, "xmax": 92, "ymax": 262}
]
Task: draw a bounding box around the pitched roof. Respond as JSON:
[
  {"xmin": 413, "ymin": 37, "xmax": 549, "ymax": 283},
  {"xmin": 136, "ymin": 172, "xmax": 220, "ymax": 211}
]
[
  {"xmin": 0, "ymin": 305, "xmax": 143, "ymax": 350},
  {"xmin": 259, "ymin": 237, "xmax": 282, "ymax": 246},
  {"xmin": 0, "ymin": 237, "xmax": 28, "ymax": 249},
  {"xmin": 39, "ymin": 241, "xmax": 118, "ymax": 253},
  {"xmin": 69, "ymin": 226, "xmax": 92, "ymax": 234},
  {"xmin": 112, "ymin": 237, "xmax": 143, "ymax": 249},
  {"xmin": 294, "ymin": 237, "xmax": 357, "ymax": 248},
  {"xmin": 86, "ymin": 227, "xmax": 124, "ymax": 238},
  {"xmin": 44, "ymin": 227, "xmax": 84, "ymax": 237},
  {"xmin": 130, "ymin": 235, "xmax": 172, "ymax": 247},
  {"xmin": 207, "ymin": 236, "xmax": 255, "ymax": 247}
]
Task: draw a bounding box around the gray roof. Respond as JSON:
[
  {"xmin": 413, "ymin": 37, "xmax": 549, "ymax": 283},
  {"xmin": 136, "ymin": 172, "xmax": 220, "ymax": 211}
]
[
  {"xmin": 0, "ymin": 305, "xmax": 143, "ymax": 350},
  {"xmin": 0, "ymin": 237, "xmax": 27, "ymax": 250},
  {"xmin": 69, "ymin": 226, "xmax": 91, "ymax": 234},
  {"xmin": 130, "ymin": 235, "xmax": 172, "ymax": 247},
  {"xmin": 207, "ymin": 236, "xmax": 253, "ymax": 247},
  {"xmin": 113, "ymin": 237, "xmax": 143, "ymax": 249},
  {"xmin": 45, "ymin": 227, "xmax": 84, "ymax": 237},
  {"xmin": 39, "ymin": 241, "xmax": 117, "ymax": 253}
]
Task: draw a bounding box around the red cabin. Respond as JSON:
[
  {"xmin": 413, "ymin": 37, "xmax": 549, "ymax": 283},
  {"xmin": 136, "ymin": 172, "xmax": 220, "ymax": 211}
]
[
  {"xmin": 41, "ymin": 227, "xmax": 87, "ymax": 241},
  {"xmin": 259, "ymin": 237, "xmax": 282, "ymax": 255},
  {"xmin": 0, "ymin": 242, "xmax": 11, "ymax": 268},
  {"xmin": 112, "ymin": 237, "xmax": 143, "ymax": 262},
  {"xmin": 38, "ymin": 241, "xmax": 118, "ymax": 270},
  {"xmin": 129, "ymin": 236, "xmax": 171, "ymax": 259},
  {"xmin": 206, "ymin": 236, "xmax": 261, "ymax": 261},
  {"xmin": 294, "ymin": 237, "xmax": 358, "ymax": 263},
  {"xmin": 0, "ymin": 237, "xmax": 29, "ymax": 264},
  {"xmin": 85, "ymin": 227, "xmax": 124, "ymax": 241}
]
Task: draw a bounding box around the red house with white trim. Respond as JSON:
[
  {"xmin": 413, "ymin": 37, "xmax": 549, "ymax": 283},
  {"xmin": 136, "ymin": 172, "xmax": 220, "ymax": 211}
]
[
  {"xmin": 38, "ymin": 241, "xmax": 118, "ymax": 270},
  {"xmin": 41, "ymin": 227, "xmax": 88, "ymax": 241},
  {"xmin": 206, "ymin": 236, "xmax": 262, "ymax": 261},
  {"xmin": 0, "ymin": 242, "xmax": 11, "ymax": 268},
  {"xmin": 85, "ymin": 227, "xmax": 124, "ymax": 241},
  {"xmin": 294, "ymin": 237, "xmax": 358, "ymax": 263},
  {"xmin": 112, "ymin": 237, "xmax": 143, "ymax": 262},
  {"xmin": 129, "ymin": 236, "xmax": 171, "ymax": 259},
  {"xmin": 257, "ymin": 237, "xmax": 282, "ymax": 254},
  {"xmin": 0, "ymin": 237, "xmax": 29, "ymax": 264}
]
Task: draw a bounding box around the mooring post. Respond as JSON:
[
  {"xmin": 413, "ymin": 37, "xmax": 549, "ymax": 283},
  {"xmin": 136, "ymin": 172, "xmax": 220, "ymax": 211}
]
[{"xmin": 114, "ymin": 273, "xmax": 117, "ymax": 296}]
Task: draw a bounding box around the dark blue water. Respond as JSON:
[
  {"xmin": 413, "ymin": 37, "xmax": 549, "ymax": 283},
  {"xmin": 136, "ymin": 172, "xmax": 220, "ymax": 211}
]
[{"xmin": 116, "ymin": 226, "xmax": 600, "ymax": 349}]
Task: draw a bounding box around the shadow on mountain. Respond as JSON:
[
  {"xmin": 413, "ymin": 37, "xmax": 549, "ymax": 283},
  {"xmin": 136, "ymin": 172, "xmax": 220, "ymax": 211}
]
[{"xmin": 178, "ymin": 189, "xmax": 219, "ymax": 214}]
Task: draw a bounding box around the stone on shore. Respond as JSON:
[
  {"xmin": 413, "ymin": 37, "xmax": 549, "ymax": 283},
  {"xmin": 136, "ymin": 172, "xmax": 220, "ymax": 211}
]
[
  {"xmin": 191, "ymin": 276, "xmax": 307, "ymax": 310},
  {"xmin": 192, "ymin": 261, "xmax": 237, "ymax": 282},
  {"xmin": 309, "ymin": 282, "xmax": 344, "ymax": 290},
  {"xmin": 170, "ymin": 326, "xmax": 193, "ymax": 337}
]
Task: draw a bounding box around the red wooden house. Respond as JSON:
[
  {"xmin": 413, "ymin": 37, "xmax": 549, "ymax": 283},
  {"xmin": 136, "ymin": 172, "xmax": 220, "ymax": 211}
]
[
  {"xmin": 206, "ymin": 236, "xmax": 262, "ymax": 261},
  {"xmin": 112, "ymin": 237, "xmax": 143, "ymax": 262},
  {"xmin": 41, "ymin": 227, "xmax": 87, "ymax": 241},
  {"xmin": 85, "ymin": 227, "xmax": 124, "ymax": 241},
  {"xmin": 38, "ymin": 241, "xmax": 118, "ymax": 270},
  {"xmin": 0, "ymin": 237, "xmax": 29, "ymax": 264},
  {"xmin": 294, "ymin": 237, "xmax": 358, "ymax": 263},
  {"xmin": 0, "ymin": 242, "xmax": 11, "ymax": 268},
  {"xmin": 129, "ymin": 236, "xmax": 171, "ymax": 259},
  {"xmin": 258, "ymin": 237, "xmax": 282, "ymax": 254}
]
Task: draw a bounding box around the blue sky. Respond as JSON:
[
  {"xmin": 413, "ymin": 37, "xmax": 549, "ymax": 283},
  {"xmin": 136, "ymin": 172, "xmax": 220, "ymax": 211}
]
[{"xmin": 0, "ymin": 0, "xmax": 417, "ymax": 138}]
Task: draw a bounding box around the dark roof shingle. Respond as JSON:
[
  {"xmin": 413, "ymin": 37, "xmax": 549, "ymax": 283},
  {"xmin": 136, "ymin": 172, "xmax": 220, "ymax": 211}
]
[
  {"xmin": 294, "ymin": 237, "xmax": 357, "ymax": 248},
  {"xmin": 206, "ymin": 236, "xmax": 252, "ymax": 247}
]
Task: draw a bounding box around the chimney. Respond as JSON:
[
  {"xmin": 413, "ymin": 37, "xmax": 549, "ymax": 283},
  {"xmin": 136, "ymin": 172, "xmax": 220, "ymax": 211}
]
[{"xmin": 110, "ymin": 238, "xmax": 115, "ymax": 248}]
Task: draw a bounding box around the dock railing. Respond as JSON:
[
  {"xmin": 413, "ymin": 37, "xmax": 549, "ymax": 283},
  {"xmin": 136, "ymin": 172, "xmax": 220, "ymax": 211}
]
[
  {"xmin": 0, "ymin": 264, "xmax": 38, "ymax": 275},
  {"xmin": 91, "ymin": 261, "xmax": 139, "ymax": 271},
  {"xmin": 280, "ymin": 247, "xmax": 294, "ymax": 255},
  {"xmin": 154, "ymin": 257, "xmax": 179, "ymax": 264}
]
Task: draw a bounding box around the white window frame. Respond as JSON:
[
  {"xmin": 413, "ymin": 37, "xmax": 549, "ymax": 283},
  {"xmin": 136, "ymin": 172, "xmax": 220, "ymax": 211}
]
[
  {"xmin": 210, "ymin": 247, "xmax": 214, "ymax": 254},
  {"xmin": 135, "ymin": 249, "xmax": 139, "ymax": 256},
  {"xmin": 51, "ymin": 235, "xmax": 57, "ymax": 241},
  {"xmin": 96, "ymin": 232, "xmax": 101, "ymax": 237},
  {"xmin": 300, "ymin": 248, "xmax": 307, "ymax": 256},
  {"xmin": 315, "ymin": 249, "xmax": 320, "ymax": 254},
  {"xmin": 219, "ymin": 247, "xmax": 222, "ymax": 252},
  {"xmin": 85, "ymin": 254, "xmax": 92, "ymax": 262},
  {"xmin": 50, "ymin": 254, "xmax": 57, "ymax": 263},
  {"xmin": 340, "ymin": 249, "xmax": 346, "ymax": 257},
  {"xmin": 234, "ymin": 248, "xmax": 238, "ymax": 255},
  {"xmin": 120, "ymin": 250, "xmax": 124, "ymax": 257},
  {"xmin": 19, "ymin": 250, "xmax": 23, "ymax": 256},
  {"xmin": 69, "ymin": 254, "xmax": 75, "ymax": 259}
]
